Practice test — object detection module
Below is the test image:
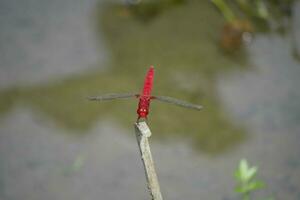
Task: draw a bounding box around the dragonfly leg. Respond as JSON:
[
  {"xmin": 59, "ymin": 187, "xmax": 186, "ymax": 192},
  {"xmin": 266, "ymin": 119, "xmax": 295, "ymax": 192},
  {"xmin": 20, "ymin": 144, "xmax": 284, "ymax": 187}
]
[{"xmin": 136, "ymin": 117, "xmax": 148, "ymax": 123}]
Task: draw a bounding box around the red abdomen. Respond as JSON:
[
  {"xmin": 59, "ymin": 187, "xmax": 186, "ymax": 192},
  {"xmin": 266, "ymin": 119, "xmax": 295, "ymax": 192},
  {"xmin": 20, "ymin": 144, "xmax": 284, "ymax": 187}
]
[
  {"xmin": 142, "ymin": 66, "xmax": 154, "ymax": 96},
  {"xmin": 137, "ymin": 66, "xmax": 154, "ymax": 119}
]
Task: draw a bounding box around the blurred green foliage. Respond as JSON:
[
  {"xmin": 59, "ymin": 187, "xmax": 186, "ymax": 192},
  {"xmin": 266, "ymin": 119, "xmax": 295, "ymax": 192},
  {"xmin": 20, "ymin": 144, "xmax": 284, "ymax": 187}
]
[
  {"xmin": 125, "ymin": 0, "xmax": 186, "ymax": 22},
  {"xmin": 235, "ymin": 159, "xmax": 273, "ymax": 200},
  {"xmin": 211, "ymin": 0, "xmax": 297, "ymax": 51},
  {"xmin": 212, "ymin": 0, "xmax": 296, "ymax": 29}
]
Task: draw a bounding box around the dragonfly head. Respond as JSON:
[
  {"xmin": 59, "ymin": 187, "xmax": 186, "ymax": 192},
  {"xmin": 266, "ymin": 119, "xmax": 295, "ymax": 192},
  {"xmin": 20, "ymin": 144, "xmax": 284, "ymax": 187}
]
[{"xmin": 137, "ymin": 108, "xmax": 148, "ymax": 118}]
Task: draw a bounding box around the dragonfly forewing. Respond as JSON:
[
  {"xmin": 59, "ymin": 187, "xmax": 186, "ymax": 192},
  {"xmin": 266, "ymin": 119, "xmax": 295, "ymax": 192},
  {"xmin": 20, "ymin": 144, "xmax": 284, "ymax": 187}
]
[
  {"xmin": 153, "ymin": 96, "xmax": 202, "ymax": 110},
  {"xmin": 88, "ymin": 93, "xmax": 139, "ymax": 101}
]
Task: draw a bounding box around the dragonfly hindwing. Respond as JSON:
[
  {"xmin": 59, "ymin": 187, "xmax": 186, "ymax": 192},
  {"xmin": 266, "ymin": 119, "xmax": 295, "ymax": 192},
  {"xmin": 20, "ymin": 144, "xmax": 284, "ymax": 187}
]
[
  {"xmin": 153, "ymin": 96, "xmax": 202, "ymax": 110},
  {"xmin": 88, "ymin": 93, "xmax": 139, "ymax": 101}
]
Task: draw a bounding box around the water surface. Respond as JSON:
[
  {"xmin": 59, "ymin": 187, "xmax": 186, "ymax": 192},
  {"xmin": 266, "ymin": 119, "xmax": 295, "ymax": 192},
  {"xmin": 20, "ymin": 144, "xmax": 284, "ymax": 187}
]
[{"xmin": 0, "ymin": 0, "xmax": 107, "ymax": 89}]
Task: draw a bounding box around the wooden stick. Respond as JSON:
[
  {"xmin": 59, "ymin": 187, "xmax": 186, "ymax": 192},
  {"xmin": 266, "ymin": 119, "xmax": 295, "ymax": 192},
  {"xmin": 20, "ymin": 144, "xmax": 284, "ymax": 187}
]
[{"xmin": 134, "ymin": 122, "xmax": 163, "ymax": 200}]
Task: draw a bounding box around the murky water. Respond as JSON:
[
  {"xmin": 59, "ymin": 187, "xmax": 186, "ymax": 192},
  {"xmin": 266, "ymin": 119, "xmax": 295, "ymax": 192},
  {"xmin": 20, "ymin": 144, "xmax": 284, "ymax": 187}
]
[
  {"xmin": 0, "ymin": 107, "xmax": 232, "ymax": 200},
  {"xmin": 218, "ymin": 33, "xmax": 300, "ymax": 199},
  {"xmin": 1, "ymin": 0, "xmax": 300, "ymax": 200},
  {"xmin": 0, "ymin": 0, "xmax": 107, "ymax": 89}
]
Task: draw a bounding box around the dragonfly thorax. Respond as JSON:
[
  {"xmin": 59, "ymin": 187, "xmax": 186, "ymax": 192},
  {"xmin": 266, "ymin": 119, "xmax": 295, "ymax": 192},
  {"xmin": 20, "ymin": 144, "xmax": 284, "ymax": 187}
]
[{"xmin": 137, "ymin": 96, "xmax": 151, "ymax": 118}]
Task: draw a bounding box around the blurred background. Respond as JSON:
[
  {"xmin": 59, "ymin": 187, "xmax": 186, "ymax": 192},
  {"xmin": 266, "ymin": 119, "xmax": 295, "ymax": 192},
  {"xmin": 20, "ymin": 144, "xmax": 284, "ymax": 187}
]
[{"xmin": 0, "ymin": 0, "xmax": 300, "ymax": 199}]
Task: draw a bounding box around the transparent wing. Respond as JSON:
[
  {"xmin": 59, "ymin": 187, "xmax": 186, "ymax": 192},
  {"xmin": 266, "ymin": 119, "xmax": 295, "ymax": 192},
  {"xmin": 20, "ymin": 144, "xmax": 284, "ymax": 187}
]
[
  {"xmin": 153, "ymin": 96, "xmax": 202, "ymax": 110},
  {"xmin": 88, "ymin": 93, "xmax": 139, "ymax": 101}
]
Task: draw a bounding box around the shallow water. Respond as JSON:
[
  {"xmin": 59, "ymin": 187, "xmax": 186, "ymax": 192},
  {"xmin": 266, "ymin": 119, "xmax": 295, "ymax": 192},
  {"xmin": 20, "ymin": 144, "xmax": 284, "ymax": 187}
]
[
  {"xmin": 1, "ymin": 0, "xmax": 300, "ymax": 200},
  {"xmin": 0, "ymin": 0, "xmax": 107, "ymax": 89},
  {"xmin": 218, "ymin": 33, "xmax": 300, "ymax": 199}
]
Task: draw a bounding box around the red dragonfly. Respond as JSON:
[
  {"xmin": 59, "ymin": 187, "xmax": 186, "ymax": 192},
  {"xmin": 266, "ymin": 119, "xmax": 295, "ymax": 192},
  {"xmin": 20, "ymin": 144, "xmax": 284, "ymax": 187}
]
[{"xmin": 89, "ymin": 66, "xmax": 202, "ymax": 121}]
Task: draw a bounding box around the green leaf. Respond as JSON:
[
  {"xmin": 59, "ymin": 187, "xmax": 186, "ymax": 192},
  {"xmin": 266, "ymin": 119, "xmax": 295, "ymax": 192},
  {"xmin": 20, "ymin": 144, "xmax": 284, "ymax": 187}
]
[
  {"xmin": 235, "ymin": 179, "xmax": 265, "ymax": 194},
  {"xmin": 237, "ymin": 159, "xmax": 258, "ymax": 182},
  {"xmin": 245, "ymin": 166, "xmax": 257, "ymax": 180},
  {"xmin": 255, "ymin": 0, "xmax": 269, "ymax": 19},
  {"xmin": 235, "ymin": 168, "xmax": 242, "ymax": 180},
  {"xmin": 235, "ymin": 185, "xmax": 248, "ymax": 193},
  {"xmin": 239, "ymin": 159, "xmax": 249, "ymax": 181},
  {"xmin": 245, "ymin": 180, "xmax": 265, "ymax": 192},
  {"xmin": 211, "ymin": 0, "xmax": 236, "ymax": 22},
  {"xmin": 234, "ymin": 159, "xmax": 269, "ymax": 197},
  {"xmin": 240, "ymin": 159, "xmax": 248, "ymax": 173}
]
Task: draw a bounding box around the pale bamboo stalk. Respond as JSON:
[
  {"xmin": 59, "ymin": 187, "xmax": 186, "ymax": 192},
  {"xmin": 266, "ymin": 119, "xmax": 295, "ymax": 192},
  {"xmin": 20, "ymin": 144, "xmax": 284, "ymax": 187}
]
[{"xmin": 134, "ymin": 122, "xmax": 163, "ymax": 200}]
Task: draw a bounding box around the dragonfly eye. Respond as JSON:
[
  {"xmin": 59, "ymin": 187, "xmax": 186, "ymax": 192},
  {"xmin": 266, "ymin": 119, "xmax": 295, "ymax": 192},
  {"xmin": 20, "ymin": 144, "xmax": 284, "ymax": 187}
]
[{"xmin": 139, "ymin": 108, "xmax": 147, "ymax": 113}]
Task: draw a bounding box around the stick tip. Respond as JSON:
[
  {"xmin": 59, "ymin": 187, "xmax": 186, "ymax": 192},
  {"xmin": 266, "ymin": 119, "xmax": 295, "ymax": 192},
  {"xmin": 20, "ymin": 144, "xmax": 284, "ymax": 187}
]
[{"xmin": 135, "ymin": 121, "xmax": 152, "ymax": 137}]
